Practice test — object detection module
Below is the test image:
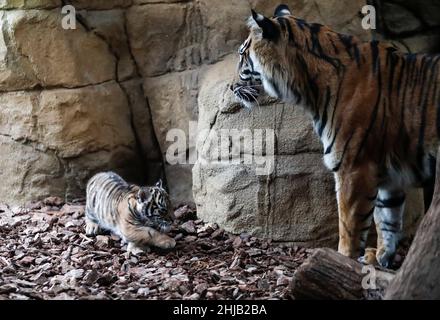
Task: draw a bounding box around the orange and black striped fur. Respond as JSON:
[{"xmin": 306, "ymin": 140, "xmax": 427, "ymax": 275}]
[
  {"xmin": 85, "ymin": 172, "xmax": 176, "ymax": 252},
  {"xmin": 232, "ymin": 4, "xmax": 440, "ymax": 267}
]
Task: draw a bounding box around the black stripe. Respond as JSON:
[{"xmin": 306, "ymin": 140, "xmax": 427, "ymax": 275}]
[
  {"xmin": 296, "ymin": 18, "xmax": 307, "ymax": 30},
  {"xmin": 376, "ymin": 195, "xmax": 406, "ymax": 208},
  {"xmin": 355, "ymin": 49, "xmax": 382, "ymax": 162},
  {"xmin": 360, "ymin": 207, "xmax": 375, "ymax": 223},
  {"xmin": 371, "ymin": 40, "xmax": 380, "ymax": 75},
  {"xmin": 277, "ymin": 17, "xmax": 294, "ymax": 43},
  {"xmin": 338, "ymin": 34, "xmax": 360, "ymax": 68},
  {"xmin": 268, "ymin": 77, "xmax": 282, "ymax": 98},
  {"xmin": 317, "ymin": 87, "xmax": 331, "ymax": 138},
  {"xmin": 340, "ymin": 219, "xmax": 353, "ymax": 238},
  {"xmin": 331, "ymin": 131, "xmax": 355, "ymax": 172},
  {"xmin": 248, "ymin": 56, "xmax": 255, "ymax": 72},
  {"xmin": 324, "ymin": 126, "xmax": 340, "ymax": 155},
  {"xmin": 382, "ymin": 221, "xmax": 399, "ymax": 230}
]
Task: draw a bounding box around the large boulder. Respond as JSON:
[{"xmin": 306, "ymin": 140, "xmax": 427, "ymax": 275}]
[
  {"xmin": 0, "ymin": 9, "xmax": 115, "ymax": 91},
  {"xmin": 193, "ymin": 55, "xmax": 338, "ymax": 245}
]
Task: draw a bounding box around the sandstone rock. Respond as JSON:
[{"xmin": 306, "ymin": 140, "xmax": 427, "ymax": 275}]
[
  {"xmin": 67, "ymin": 0, "xmax": 132, "ymax": 10},
  {"xmin": 193, "ymin": 55, "xmax": 338, "ymax": 245},
  {"xmin": 0, "ymin": 9, "xmax": 115, "ymax": 91},
  {"xmin": 133, "ymin": 0, "xmax": 186, "ymax": 3},
  {"xmin": 250, "ymin": 0, "xmax": 371, "ymax": 41},
  {"xmin": 127, "ymin": 0, "xmax": 248, "ymax": 77},
  {"xmin": 120, "ymin": 79, "xmax": 164, "ymax": 185},
  {"xmin": 80, "ymin": 9, "xmax": 137, "ymax": 81},
  {"xmin": 416, "ymin": 0, "xmax": 440, "ymax": 28},
  {"xmin": 401, "ymin": 34, "xmax": 440, "ymax": 54},
  {"xmin": 36, "ymin": 82, "xmax": 136, "ymax": 158},
  {"xmin": 165, "ymin": 164, "xmax": 195, "ymax": 205},
  {"xmin": 126, "ymin": 3, "xmax": 187, "ymax": 77},
  {"xmin": 143, "ymin": 70, "xmax": 199, "ymax": 155},
  {"xmin": 121, "ymin": 79, "xmax": 162, "ymax": 162},
  {"xmin": 382, "ymin": 2, "xmax": 422, "ymax": 35},
  {"xmin": 0, "ymin": 82, "xmax": 145, "ymax": 204},
  {"xmin": 0, "ymin": 135, "xmax": 66, "ymax": 205},
  {"xmin": 143, "ymin": 71, "xmax": 199, "ymax": 203},
  {"xmin": 0, "ymin": 0, "xmax": 60, "ymax": 9}
]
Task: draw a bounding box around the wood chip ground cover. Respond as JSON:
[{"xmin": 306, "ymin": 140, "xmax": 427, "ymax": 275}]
[{"xmin": 0, "ymin": 200, "xmax": 310, "ymax": 300}]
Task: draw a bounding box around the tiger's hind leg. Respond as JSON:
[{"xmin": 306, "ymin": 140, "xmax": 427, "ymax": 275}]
[{"xmin": 373, "ymin": 188, "xmax": 405, "ymax": 268}]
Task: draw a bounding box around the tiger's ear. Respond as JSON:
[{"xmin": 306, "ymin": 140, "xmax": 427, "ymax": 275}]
[
  {"xmin": 155, "ymin": 179, "xmax": 163, "ymax": 189},
  {"xmin": 137, "ymin": 188, "xmax": 150, "ymax": 202},
  {"xmin": 250, "ymin": 9, "xmax": 279, "ymax": 41},
  {"xmin": 274, "ymin": 4, "xmax": 291, "ymax": 17}
]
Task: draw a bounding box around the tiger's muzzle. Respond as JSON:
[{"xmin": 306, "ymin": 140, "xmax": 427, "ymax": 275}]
[{"xmin": 230, "ymin": 82, "xmax": 264, "ymax": 105}]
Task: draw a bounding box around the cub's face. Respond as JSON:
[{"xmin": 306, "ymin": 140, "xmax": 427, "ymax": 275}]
[{"xmin": 136, "ymin": 180, "xmax": 174, "ymax": 233}]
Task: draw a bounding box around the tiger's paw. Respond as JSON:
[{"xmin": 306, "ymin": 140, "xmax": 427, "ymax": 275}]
[
  {"xmin": 358, "ymin": 248, "xmax": 378, "ymax": 265},
  {"xmin": 376, "ymin": 248, "xmax": 394, "ymax": 269},
  {"xmin": 85, "ymin": 221, "xmax": 101, "ymax": 236},
  {"xmin": 155, "ymin": 236, "xmax": 176, "ymax": 250},
  {"xmin": 127, "ymin": 242, "xmax": 150, "ymax": 256}
]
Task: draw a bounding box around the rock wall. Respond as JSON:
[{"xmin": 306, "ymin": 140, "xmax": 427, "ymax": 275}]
[
  {"xmin": 0, "ymin": 1, "xmax": 160, "ymax": 205},
  {"xmin": 369, "ymin": 0, "xmax": 440, "ymax": 53}
]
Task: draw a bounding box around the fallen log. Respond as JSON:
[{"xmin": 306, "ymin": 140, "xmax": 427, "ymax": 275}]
[
  {"xmin": 385, "ymin": 148, "xmax": 440, "ymax": 299},
  {"xmin": 289, "ymin": 248, "xmax": 395, "ymax": 300}
]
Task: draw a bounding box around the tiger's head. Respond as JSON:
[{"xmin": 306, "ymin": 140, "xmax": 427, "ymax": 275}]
[
  {"xmin": 135, "ymin": 179, "xmax": 174, "ymax": 233},
  {"xmin": 231, "ymin": 4, "xmax": 306, "ymax": 108}
]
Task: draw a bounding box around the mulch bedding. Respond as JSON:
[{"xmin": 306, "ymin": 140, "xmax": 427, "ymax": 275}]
[{"xmin": 0, "ymin": 197, "xmax": 311, "ymax": 300}]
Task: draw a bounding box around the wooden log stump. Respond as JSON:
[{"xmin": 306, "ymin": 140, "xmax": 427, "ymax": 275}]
[
  {"xmin": 289, "ymin": 248, "xmax": 395, "ymax": 300},
  {"xmin": 385, "ymin": 148, "xmax": 440, "ymax": 299}
]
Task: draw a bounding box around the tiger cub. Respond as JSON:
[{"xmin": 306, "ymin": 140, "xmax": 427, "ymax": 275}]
[{"xmin": 85, "ymin": 172, "xmax": 176, "ymax": 252}]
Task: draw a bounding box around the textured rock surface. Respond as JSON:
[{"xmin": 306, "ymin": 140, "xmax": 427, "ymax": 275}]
[
  {"xmin": 0, "ymin": 2, "xmax": 160, "ymax": 205},
  {"xmin": 370, "ymin": 0, "xmax": 440, "ymax": 53}
]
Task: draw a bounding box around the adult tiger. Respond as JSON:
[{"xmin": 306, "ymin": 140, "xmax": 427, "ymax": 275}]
[
  {"xmin": 85, "ymin": 172, "xmax": 176, "ymax": 252},
  {"xmin": 231, "ymin": 4, "xmax": 440, "ymax": 268}
]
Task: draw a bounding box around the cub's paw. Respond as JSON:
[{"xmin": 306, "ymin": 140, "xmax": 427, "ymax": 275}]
[
  {"xmin": 127, "ymin": 242, "xmax": 149, "ymax": 256},
  {"xmin": 156, "ymin": 237, "xmax": 176, "ymax": 250},
  {"xmin": 358, "ymin": 248, "xmax": 378, "ymax": 265},
  {"xmin": 85, "ymin": 221, "xmax": 101, "ymax": 236}
]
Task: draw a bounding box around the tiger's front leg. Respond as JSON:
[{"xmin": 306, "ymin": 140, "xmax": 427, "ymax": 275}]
[
  {"xmin": 373, "ymin": 188, "xmax": 405, "ymax": 268},
  {"xmin": 121, "ymin": 224, "xmax": 176, "ymax": 251},
  {"xmin": 335, "ymin": 165, "xmax": 378, "ymax": 259}
]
